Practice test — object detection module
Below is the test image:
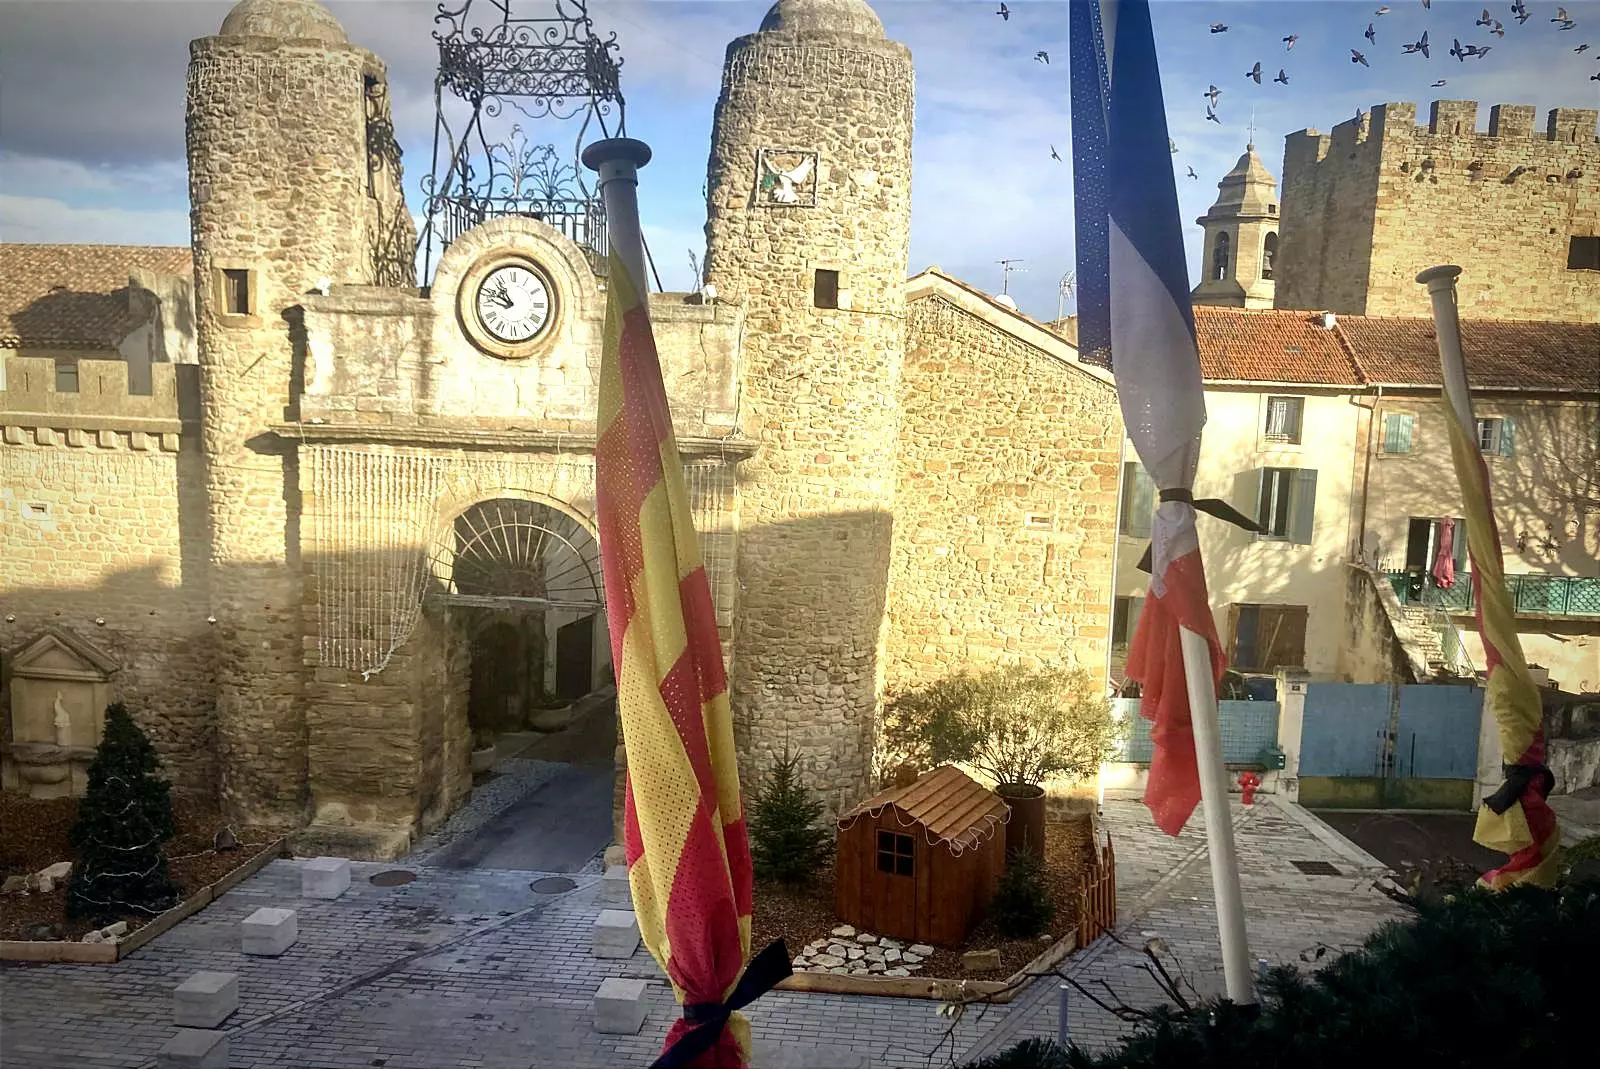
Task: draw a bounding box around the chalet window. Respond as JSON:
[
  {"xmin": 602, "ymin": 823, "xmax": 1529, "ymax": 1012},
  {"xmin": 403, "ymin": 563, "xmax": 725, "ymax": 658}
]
[
  {"xmin": 1119, "ymin": 461, "xmax": 1156, "ymax": 538},
  {"xmin": 1254, "ymin": 467, "xmax": 1317, "ymax": 544},
  {"xmin": 1211, "ymin": 231, "xmax": 1231, "ymax": 281},
  {"xmin": 1477, "ymin": 416, "xmax": 1515, "ymax": 457},
  {"xmin": 876, "ymin": 830, "xmax": 914, "ymax": 877},
  {"xmin": 1112, "ymin": 595, "xmax": 1143, "ymax": 651},
  {"xmin": 814, "ymin": 268, "xmax": 840, "ymax": 309},
  {"xmin": 1568, "ymin": 236, "xmax": 1600, "ymax": 271},
  {"xmin": 1230, "ymin": 603, "xmax": 1308, "ymax": 672},
  {"xmin": 1380, "ymin": 412, "xmax": 1415, "ymax": 454},
  {"xmin": 221, "ymin": 269, "xmax": 252, "ymax": 315},
  {"xmin": 54, "ymin": 362, "xmax": 79, "ymax": 393},
  {"xmin": 1261, "ymin": 232, "xmax": 1279, "ymax": 280},
  {"xmin": 1263, "ymin": 396, "xmax": 1303, "ymax": 443}
]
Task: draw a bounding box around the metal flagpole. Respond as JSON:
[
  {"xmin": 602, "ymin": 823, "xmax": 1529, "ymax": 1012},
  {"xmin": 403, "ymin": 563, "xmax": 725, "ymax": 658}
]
[{"xmin": 1180, "ymin": 628, "xmax": 1254, "ymax": 1003}]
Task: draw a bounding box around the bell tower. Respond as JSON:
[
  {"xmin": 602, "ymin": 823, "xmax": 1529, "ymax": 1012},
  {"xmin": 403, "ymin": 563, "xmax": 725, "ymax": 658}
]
[
  {"xmin": 1192, "ymin": 143, "xmax": 1280, "ymax": 309},
  {"xmin": 703, "ymin": 0, "xmax": 914, "ymax": 804}
]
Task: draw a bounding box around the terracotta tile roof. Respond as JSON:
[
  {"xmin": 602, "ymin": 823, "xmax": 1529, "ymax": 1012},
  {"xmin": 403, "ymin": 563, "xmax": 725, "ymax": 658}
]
[
  {"xmin": 1194, "ymin": 306, "xmax": 1364, "ymax": 385},
  {"xmin": 1, "ymin": 244, "xmax": 192, "ymax": 351},
  {"xmin": 1334, "ymin": 316, "xmax": 1600, "ymax": 392},
  {"xmin": 837, "ymin": 765, "xmax": 1009, "ymax": 851}
]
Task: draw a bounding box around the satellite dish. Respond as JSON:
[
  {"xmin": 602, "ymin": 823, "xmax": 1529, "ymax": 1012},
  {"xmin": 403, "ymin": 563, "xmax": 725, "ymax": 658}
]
[{"xmin": 994, "ymin": 294, "xmax": 1019, "ymax": 311}]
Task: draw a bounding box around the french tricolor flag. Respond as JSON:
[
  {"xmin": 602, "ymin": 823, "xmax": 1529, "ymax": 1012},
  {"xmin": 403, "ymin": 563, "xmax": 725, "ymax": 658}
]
[{"xmin": 1071, "ymin": 0, "xmax": 1226, "ymax": 837}]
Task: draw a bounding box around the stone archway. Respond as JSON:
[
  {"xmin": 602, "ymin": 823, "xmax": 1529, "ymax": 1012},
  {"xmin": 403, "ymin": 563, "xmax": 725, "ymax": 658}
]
[{"xmin": 424, "ymin": 494, "xmax": 618, "ymax": 872}]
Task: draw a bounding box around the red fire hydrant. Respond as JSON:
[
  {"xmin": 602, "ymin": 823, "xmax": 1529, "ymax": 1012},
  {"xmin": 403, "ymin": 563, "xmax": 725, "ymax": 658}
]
[{"xmin": 1237, "ymin": 770, "xmax": 1262, "ymax": 806}]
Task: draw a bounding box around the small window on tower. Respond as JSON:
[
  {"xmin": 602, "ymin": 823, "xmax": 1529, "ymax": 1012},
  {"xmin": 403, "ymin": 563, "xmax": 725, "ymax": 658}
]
[
  {"xmin": 814, "ymin": 268, "xmax": 840, "ymax": 309},
  {"xmin": 222, "ymin": 269, "xmax": 252, "ymax": 315},
  {"xmin": 1568, "ymin": 236, "xmax": 1600, "ymax": 272}
]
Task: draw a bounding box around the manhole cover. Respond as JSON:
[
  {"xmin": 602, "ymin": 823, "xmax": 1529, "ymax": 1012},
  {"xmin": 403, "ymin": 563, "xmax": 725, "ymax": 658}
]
[
  {"xmin": 370, "ymin": 870, "xmax": 418, "ymax": 887},
  {"xmin": 530, "ymin": 876, "xmax": 577, "ymax": 894},
  {"xmin": 1291, "ymin": 860, "xmax": 1342, "ymax": 877}
]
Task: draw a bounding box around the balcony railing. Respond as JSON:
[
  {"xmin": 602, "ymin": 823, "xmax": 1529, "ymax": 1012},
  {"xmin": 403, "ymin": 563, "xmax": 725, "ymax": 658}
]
[{"xmin": 1386, "ymin": 570, "xmax": 1600, "ymax": 617}]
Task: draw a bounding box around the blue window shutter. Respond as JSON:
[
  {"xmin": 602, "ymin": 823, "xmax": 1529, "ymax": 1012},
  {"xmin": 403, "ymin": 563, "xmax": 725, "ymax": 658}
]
[
  {"xmin": 1383, "ymin": 413, "xmax": 1414, "ymax": 454},
  {"xmin": 1499, "ymin": 416, "xmax": 1515, "ymax": 457},
  {"xmin": 1121, "ymin": 462, "xmax": 1154, "ymax": 539},
  {"xmin": 1290, "ymin": 469, "xmax": 1318, "ymax": 545}
]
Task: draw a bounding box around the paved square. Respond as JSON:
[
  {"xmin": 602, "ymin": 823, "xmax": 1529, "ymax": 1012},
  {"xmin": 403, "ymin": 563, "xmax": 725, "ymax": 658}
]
[{"xmin": 2, "ymin": 797, "xmax": 1405, "ymax": 1068}]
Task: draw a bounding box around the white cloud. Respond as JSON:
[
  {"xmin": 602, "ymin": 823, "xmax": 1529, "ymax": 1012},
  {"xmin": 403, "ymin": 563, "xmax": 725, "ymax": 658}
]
[{"xmin": 0, "ymin": 194, "xmax": 189, "ymax": 246}]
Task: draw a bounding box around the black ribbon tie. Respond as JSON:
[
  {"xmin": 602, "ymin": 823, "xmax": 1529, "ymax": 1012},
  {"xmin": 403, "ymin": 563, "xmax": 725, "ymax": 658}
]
[
  {"xmin": 649, "ymin": 939, "xmax": 793, "ymax": 1068},
  {"xmin": 1135, "ymin": 487, "xmax": 1264, "ymax": 574}
]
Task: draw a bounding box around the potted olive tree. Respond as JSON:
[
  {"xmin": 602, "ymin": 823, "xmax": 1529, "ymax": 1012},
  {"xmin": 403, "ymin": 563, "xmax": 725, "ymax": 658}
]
[{"xmin": 881, "ymin": 664, "xmax": 1118, "ymax": 860}]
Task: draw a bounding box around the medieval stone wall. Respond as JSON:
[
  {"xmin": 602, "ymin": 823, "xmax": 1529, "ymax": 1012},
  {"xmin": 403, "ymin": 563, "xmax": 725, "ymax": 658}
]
[
  {"xmin": 705, "ymin": 21, "xmax": 915, "ymax": 806},
  {"xmin": 187, "ymin": 31, "xmax": 383, "ymax": 825},
  {"xmin": 1277, "ymin": 101, "xmax": 1600, "ymax": 320},
  {"xmin": 0, "ymin": 358, "xmax": 213, "ymax": 790},
  {"xmin": 887, "ymin": 295, "xmax": 1121, "ymax": 692}
]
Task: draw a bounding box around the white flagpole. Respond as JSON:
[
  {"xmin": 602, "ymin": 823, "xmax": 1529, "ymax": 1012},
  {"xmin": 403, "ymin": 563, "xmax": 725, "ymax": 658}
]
[{"xmin": 1179, "ymin": 626, "xmax": 1254, "ymax": 1004}]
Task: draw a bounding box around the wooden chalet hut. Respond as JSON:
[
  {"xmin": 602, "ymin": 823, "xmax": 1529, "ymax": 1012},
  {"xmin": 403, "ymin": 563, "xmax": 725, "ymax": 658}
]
[{"xmin": 833, "ymin": 765, "xmax": 1010, "ymax": 946}]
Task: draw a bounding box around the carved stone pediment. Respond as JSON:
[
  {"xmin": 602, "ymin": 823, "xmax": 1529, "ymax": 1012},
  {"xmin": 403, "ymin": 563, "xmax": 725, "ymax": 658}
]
[{"xmin": 3, "ymin": 628, "xmax": 119, "ymax": 798}]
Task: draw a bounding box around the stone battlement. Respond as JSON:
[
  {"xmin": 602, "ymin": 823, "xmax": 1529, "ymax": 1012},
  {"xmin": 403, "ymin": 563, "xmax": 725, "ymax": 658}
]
[
  {"xmin": 1286, "ymin": 100, "xmax": 1600, "ymax": 167},
  {"xmin": 1, "ymin": 357, "xmax": 200, "ymax": 435}
]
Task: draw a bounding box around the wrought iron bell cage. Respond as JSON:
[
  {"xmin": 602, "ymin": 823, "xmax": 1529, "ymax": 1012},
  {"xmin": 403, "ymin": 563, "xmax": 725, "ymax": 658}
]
[{"xmin": 418, "ymin": 0, "xmax": 625, "ymax": 282}]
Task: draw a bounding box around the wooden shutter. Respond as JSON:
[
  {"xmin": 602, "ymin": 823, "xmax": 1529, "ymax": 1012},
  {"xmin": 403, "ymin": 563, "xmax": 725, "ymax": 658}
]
[
  {"xmin": 1121, "ymin": 462, "xmax": 1154, "ymax": 539},
  {"xmin": 1289, "ymin": 469, "xmax": 1318, "ymax": 545},
  {"xmin": 1382, "ymin": 412, "xmax": 1414, "ymax": 454}
]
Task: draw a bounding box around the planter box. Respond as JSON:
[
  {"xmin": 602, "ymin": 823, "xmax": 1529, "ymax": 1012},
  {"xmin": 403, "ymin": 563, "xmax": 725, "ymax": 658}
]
[{"xmin": 773, "ymin": 930, "xmax": 1078, "ymax": 1003}]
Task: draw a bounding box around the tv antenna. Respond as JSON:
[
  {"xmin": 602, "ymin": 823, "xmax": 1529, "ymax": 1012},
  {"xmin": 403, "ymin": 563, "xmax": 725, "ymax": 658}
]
[
  {"xmin": 1056, "ymin": 272, "xmax": 1076, "ymax": 321},
  {"xmin": 997, "ymin": 258, "xmax": 1026, "ymax": 294}
]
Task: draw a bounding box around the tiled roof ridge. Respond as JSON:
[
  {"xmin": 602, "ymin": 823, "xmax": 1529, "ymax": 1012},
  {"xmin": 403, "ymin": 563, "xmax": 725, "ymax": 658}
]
[{"xmin": 1327, "ymin": 317, "xmax": 1373, "ymax": 387}]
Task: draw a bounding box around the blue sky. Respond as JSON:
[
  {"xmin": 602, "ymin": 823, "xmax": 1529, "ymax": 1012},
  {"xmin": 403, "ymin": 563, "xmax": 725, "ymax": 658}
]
[{"xmin": 1, "ymin": 1, "xmax": 1595, "ymax": 321}]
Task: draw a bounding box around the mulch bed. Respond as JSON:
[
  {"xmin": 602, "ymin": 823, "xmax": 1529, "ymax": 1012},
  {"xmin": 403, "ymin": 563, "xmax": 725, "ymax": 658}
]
[
  {"xmin": 0, "ymin": 791, "xmax": 275, "ymax": 942},
  {"xmin": 751, "ymin": 817, "xmax": 1097, "ymax": 981}
]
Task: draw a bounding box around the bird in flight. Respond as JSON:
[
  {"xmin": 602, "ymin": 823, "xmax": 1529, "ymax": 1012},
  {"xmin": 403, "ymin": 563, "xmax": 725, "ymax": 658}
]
[
  {"xmin": 1351, "ymin": 48, "xmax": 1370, "ymax": 66},
  {"xmin": 1512, "ymin": 0, "xmax": 1528, "ymax": 20},
  {"xmin": 1465, "ymin": 43, "xmax": 1492, "ymax": 58},
  {"xmin": 996, "ymin": 3, "xmax": 1009, "ymax": 21},
  {"xmin": 1490, "ymin": 20, "xmax": 1505, "ymax": 37},
  {"xmin": 1476, "ymin": 8, "xmax": 1494, "ymax": 27},
  {"xmin": 1187, "ymin": 166, "xmax": 1199, "ymax": 179},
  {"xmin": 1204, "ymin": 84, "xmax": 1222, "ymax": 107},
  {"xmin": 1170, "ymin": 137, "xmax": 1179, "ymax": 154},
  {"xmin": 1431, "ymin": 78, "xmax": 1448, "ymax": 87},
  {"xmin": 1592, "ymin": 71, "xmax": 1600, "ymax": 81},
  {"xmin": 1246, "ymin": 61, "xmax": 1262, "ymax": 84},
  {"xmin": 1210, "ymin": 23, "xmax": 1229, "ymax": 34},
  {"xmin": 1375, "ymin": 5, "xmax": 1391, "ymax": 15},
  {"xmin": 1577, "ymin": 43, "xmax": 1591, "ymax": 53},
  {"xmin": 1035, "ymin": 50, "xmax": 1049, "ymax": 64},
  {"xmin": 1403, "ymin": 31, "xmax": 1430, "ymax": 57},
  {"xmin": 1283, "ymin": 34, "xmax": 1299, "ymax": 50},
  {"xmin": 1050, "ymin": 145, "xmax": 1061, "ymax": 161},
  {"xmin": 1206, "ymin": 105, "xmax": 1222, "ymax": 124},
  {"xmin": 1274, "ymin": 68, "xmax": 1290, "ymax": 85},
  {"xmin": 1421, "ymin": 0, "xmax": 1430, "ymax": 8},
  {"xmin": 1365, "ymin": 23, "xmax": 1377, "ymax": 45},
  {"xmin": 1450, "ymin": 37, "xmax": 1466, "ymax": 61},
  {"xmin": 1555, "ymin": 9, "xmax": 1576, "ymax": 31}
]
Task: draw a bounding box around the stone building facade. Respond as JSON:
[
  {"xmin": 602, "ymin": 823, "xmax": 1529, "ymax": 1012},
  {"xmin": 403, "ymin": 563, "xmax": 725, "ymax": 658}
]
[
  {"xmin": 1, "ymin": 0, "xmax": 1121, "ymax": 855},
  {"xmin": 1275, "ymin": 100, "xmax": 1600, "ymax": 321}
]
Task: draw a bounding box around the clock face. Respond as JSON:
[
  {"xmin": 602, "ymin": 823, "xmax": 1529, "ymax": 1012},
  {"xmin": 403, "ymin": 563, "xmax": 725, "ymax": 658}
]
[{"xmin": 474, "ymin": 263, "xmax": 551, "ymax": 343}]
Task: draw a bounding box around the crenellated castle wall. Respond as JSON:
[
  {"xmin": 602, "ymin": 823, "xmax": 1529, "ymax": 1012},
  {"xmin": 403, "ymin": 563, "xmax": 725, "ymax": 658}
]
[{"xmin": 1276, "ymin": 100, "xmax": 1600, "ymax": 320}]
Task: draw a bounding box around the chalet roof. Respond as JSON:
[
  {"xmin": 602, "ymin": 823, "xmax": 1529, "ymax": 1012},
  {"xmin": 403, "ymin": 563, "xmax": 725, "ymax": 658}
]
[
  {"xmin": 1193, "ymin": 306, "xmax": 1599, "ymax": 394},
  {"xmin": 838, "ymin": 765, "xmax": 1009, "ymax": 852},
  {"xmin": 0, "ymin": 244, "xmax": 192, "ymax": 351}
]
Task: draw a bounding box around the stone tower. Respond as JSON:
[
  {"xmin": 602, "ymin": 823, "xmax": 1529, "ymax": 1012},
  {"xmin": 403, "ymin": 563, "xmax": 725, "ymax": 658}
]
[
  {"xmin": 1275, "ymin": 100, "xmax": 1600, "ymax": 320},
  {"xmin": 1192, "ymin": 144, "xmax": 1279, "ymax": 309},
  {"xmin": 703, "ymin": 0, "xmax": 914, "ymax": 805},
  {"xmin": 186, "ymin": 0, "xmax": 411, "ymax": 824}
]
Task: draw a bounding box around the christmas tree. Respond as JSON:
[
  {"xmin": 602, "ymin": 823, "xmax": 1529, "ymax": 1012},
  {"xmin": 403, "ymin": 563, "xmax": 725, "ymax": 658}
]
[
  {"xmin": 750, "ymin": 746, "xmax": 832, "ymax": 886},
  {"xmin": 65, "ymin": 703, "xmax": 180, "ymax": 922}
]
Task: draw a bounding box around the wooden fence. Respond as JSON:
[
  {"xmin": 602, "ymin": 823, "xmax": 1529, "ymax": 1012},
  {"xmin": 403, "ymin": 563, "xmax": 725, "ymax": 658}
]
[{"xmin": 1076, "ymin": 831, "xmax": 1117, "ymax": 948}]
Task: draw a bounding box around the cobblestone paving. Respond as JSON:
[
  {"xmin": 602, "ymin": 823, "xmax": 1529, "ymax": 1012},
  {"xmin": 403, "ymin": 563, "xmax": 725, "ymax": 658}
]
[{"xmin": 2, "ymin": 796, "xmax": 1405, "ymax": 1069}]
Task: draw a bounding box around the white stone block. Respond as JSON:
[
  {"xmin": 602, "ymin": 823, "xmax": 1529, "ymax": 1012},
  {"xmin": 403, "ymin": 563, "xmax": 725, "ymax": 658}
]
[
  {"xmin": 599, "ymin": 864, "xmax": 631, "ymax": 908},
  {"xmin": 301, "ymin": 857, "xmax": 351, "ymax": 900},
  {"xmin": 592, "ymin": 977, "xmax": 648, "ymax": 1034},
  {"xmin": 241, "ymin": 906, "xmax": 297, "ymax": 957},
  {"xmin": 591, "ymin": 908, "xmax": 641, "ymax": 959},
  {"xmin": 156, "ymin": 1028, "xmax": 228, "ymax": 1069},
  {"xmin": 174, "ymin": 971, "xmax": 239, "ymax": 1029}
]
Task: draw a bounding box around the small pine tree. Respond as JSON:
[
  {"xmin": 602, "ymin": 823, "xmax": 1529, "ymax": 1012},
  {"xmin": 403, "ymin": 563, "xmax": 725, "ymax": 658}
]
[
  {"xmin": 749, "ymin": 747, "xmax": 832, "ymax": 886},
  {"xmin": 65, "ymin": 703, "xmax": 180, "ymax": 922},
  {"xmin": 990, "ymin": 848, "xmax": 1055, "ymax": 939}
]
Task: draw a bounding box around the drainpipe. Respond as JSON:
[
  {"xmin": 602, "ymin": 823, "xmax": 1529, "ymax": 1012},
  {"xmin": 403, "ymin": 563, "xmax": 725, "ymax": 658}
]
[{"xmin": 1352, "ymin": 384, "xmax": 1384, "ymax": 567}]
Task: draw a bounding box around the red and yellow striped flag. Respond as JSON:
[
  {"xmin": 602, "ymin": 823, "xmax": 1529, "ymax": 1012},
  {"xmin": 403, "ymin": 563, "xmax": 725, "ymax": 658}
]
[
  {"xmin": 1420, "ymin": 265, "xmax": 1560, "ymax": 891},
  {"xmin": 587, "ymin": 139, "xmax": 783, "ymax": 1069}
]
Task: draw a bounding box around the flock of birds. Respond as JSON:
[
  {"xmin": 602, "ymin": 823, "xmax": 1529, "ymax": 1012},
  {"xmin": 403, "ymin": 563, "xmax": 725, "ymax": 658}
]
[{"xmin": 1011, "ymin": 2, "xmax": 1598, "ymax": 170}]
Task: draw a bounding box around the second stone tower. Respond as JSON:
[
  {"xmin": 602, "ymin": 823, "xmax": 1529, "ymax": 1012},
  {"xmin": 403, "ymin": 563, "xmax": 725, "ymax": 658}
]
[{"xmin": 703, "ymin": 0, "xmax": 913, "ymax": 805}]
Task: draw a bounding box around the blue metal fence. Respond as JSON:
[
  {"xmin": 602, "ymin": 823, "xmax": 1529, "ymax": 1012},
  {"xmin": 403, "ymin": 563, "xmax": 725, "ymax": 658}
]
[{"xmin": 1114, "ymin": 699, "xmax": 1280, "ymax": 766}]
